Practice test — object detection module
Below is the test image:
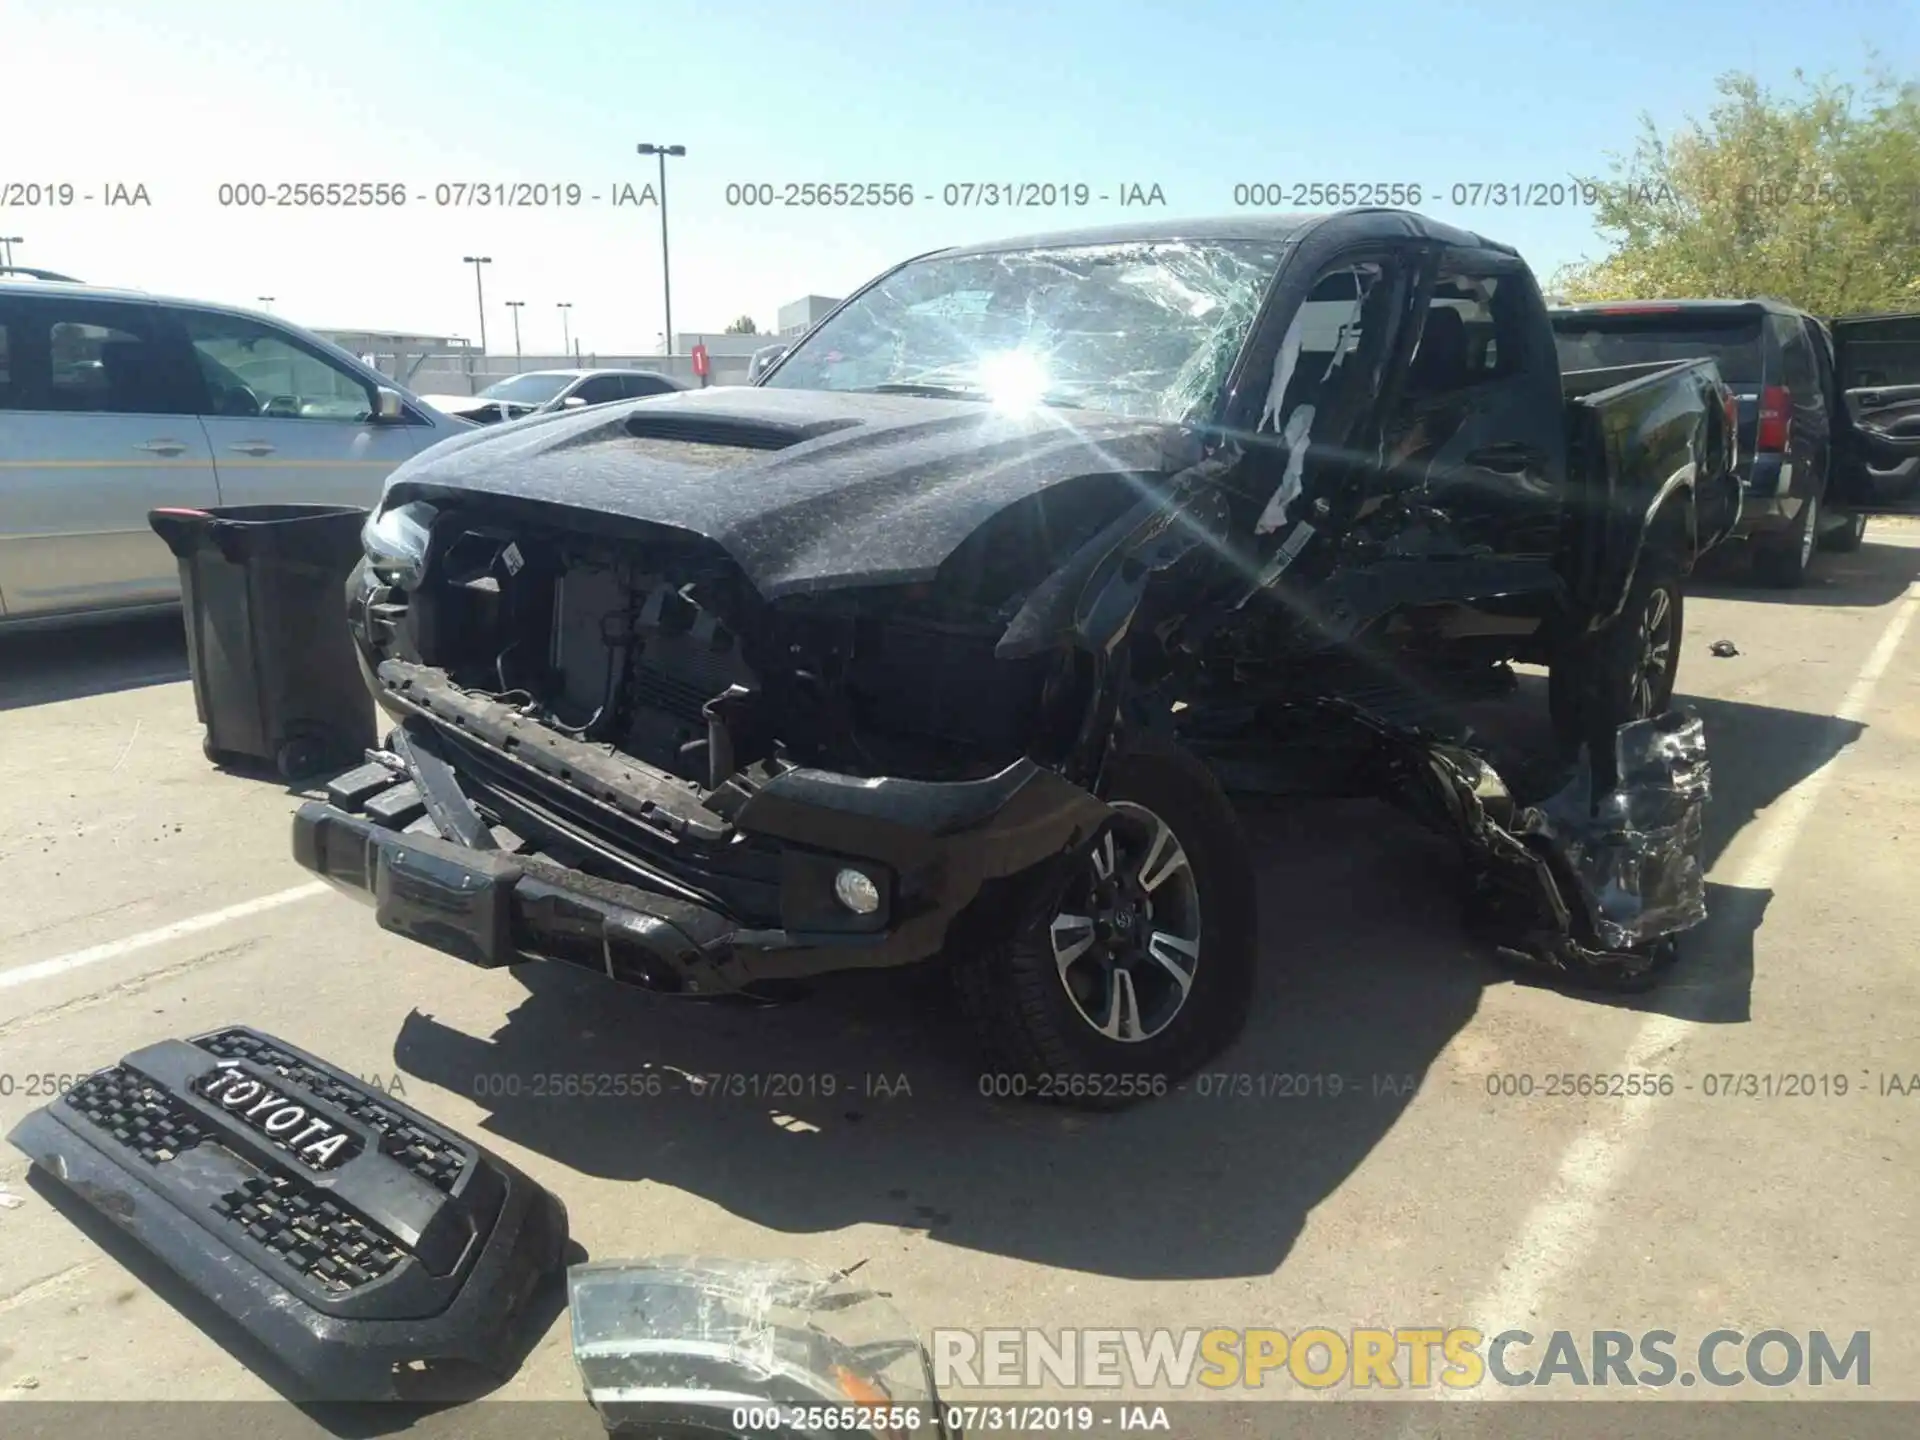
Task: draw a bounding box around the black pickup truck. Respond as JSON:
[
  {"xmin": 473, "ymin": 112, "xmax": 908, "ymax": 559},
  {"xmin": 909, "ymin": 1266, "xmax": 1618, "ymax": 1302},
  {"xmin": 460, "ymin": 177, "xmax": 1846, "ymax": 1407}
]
[
  {"xmin": 293, "ymin": 210, "xmax": 1731, "ymax": 1103},
  {"xmin": 1551, "ymin": 299, "xmax": 1920, "ymax": 586}
]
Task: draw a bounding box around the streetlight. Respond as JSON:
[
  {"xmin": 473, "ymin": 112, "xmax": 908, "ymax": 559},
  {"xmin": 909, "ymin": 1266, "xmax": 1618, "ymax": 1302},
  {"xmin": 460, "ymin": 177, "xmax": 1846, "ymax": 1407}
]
[
  {"xmin": 504, "ymin": 300, "xmax": 524, "ymax": 370},
  {"xmin": 556, "ymin": 301, "xmax": 573, "ymax": 358},
  {"xmin": 462, "ymin": 255, "xmax": 492, "ymax": 354},
  {"xmin": 256, "ymin": 296, "xmax": 275, "ymax": 312},
  {"xmin": 0, "ymin": 237, "xmax": 22, "ymax": 268},
  {"xmin": 635, "ymin": 143, "xmax": 686, "ymax": 355}
]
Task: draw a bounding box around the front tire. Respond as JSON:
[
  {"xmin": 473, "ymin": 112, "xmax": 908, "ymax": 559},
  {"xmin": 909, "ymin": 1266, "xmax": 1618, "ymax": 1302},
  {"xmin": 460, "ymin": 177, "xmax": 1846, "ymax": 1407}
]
[{"xmin": 951, "ymin": 741, "xmax": 1257, "ymax": 1109}]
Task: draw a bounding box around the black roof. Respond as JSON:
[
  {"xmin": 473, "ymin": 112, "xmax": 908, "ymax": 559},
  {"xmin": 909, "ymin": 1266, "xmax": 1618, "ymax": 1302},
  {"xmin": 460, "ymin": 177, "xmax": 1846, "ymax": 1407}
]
[{"xmin": 935, "ymin": 208, "xmax": 1513, "ymax": 259}]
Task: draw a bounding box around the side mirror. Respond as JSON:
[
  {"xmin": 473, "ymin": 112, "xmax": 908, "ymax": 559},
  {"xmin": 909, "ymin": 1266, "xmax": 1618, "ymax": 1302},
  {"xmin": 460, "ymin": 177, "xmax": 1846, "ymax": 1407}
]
[
  {"xmin": 562, "ymin": 395, "xmax": 588, "ymax": 409},
  {"xmin": 748, "ymin": 343, "xmax": 789, "ymax": 382},
  {"xmin": 373, "ymin": 386, "xmax": 406, "ymax": 422}
]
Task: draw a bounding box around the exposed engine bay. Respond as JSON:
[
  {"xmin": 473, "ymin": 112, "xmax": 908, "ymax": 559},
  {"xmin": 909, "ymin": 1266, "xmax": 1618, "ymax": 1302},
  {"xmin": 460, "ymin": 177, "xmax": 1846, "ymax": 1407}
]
[{"xmin": 363, "ymin": 486, "xmax": 1141, "ymax": 794}]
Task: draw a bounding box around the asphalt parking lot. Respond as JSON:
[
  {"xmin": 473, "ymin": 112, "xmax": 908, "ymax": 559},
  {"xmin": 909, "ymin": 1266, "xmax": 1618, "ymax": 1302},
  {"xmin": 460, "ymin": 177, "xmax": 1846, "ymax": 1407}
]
[{"xmin": 1, "ymin": 522, "xmax": 1917, "ymax": 1418}]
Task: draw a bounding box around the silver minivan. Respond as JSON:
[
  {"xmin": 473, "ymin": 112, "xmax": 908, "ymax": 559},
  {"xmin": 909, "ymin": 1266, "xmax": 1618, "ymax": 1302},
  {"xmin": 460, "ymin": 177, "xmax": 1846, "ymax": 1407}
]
[{"xmin": 0, "ymin": 270, "xmax": 468, "ymax": 629}]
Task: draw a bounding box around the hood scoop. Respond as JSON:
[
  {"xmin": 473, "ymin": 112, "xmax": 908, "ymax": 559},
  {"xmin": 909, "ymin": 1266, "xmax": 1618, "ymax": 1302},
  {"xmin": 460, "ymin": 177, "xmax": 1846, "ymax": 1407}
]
[{"xmin": 621, "ymin": 410, "xmax": 860, "ymax": 451}]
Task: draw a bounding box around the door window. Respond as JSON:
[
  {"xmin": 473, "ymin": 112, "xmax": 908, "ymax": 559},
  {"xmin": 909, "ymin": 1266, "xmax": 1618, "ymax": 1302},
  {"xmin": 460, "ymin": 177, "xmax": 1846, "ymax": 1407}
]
[
  {"xmin": 1773, "ymin": 315, "xmax": 1817, "ymax": 395},
  {"xmin": 621, "ymin": 372, "xmax": 676, "ymax": 398},
  {"xmin": 179, "ymin": 311, "xmax": 375, "ymax": 420},
  {"xmin": 0, "ymin": 299, "xmax": 193, "ymax": 415},
  {"xmin": 1247, "ymin": 252, "xmax": 1416, "ymax": 535},
  {"xmin": 569, "ymin": 375, "xmax": 627, "ymax": 406},
  {"xmin": 1376, "ymin": 264, "xmax": 1527, "ymax": 466}
]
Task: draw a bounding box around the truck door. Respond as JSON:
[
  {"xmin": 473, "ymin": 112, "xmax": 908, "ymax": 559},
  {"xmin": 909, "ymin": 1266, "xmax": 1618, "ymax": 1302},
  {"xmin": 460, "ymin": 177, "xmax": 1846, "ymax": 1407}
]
[
  {"xmin": 1373, "ymin": 247, "xmax": 1567, "ymax": 560},
  {"xmin": 1827, "ymin": 313, "xmax": 1920, "ymax": 510}
]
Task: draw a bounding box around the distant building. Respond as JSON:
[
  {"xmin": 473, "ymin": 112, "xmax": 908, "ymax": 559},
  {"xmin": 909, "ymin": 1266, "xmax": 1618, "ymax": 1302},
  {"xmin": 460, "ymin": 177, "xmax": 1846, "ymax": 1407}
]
[{"xmin": 778, "ymin": 295, "xmax": 842, "ymax": 336}]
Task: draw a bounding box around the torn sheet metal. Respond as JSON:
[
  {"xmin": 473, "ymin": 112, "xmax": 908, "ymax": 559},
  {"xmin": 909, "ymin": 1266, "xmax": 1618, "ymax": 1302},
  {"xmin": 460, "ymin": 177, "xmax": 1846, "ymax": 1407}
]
[
  {"xmin": 569, "ymin": 1256, "xmax": 951, "ymax": 1438},
  {"xmin": 1255, "ymin": 263, "xmax": 1379, "ymax": 535},
  {"xmin": 1271, "ymin": 700, "xmax": 1711, "ymax": 987},
  {"xmin": 1525, "ymin": 710, "xmax": 1711, "ymax": 953}
]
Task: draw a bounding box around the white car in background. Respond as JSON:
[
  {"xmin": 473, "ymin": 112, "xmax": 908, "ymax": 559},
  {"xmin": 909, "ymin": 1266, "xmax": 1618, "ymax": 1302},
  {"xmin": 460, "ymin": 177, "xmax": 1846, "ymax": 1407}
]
[
  {"xmin": 419, "ymin": 368, "xmax": 685, "ymax": 425},
  {"xmin": 0, "ymin": 267, "xmax": 469, "ymax": 630}
]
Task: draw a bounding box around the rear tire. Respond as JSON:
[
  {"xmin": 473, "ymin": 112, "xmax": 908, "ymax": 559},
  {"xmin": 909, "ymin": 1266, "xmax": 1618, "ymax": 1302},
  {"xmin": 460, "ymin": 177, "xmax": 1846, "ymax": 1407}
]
[
  {"xmin": 1753, "ymin": 491, "xmax": 1819, "ymax": 587},
  {"xmin": 1549, "ymin": 549, "xmax": 1684, "ymax": 770},
  {"xmin": 951, "ymin": 740, "xmax": 1257, "ymax": 1109}
]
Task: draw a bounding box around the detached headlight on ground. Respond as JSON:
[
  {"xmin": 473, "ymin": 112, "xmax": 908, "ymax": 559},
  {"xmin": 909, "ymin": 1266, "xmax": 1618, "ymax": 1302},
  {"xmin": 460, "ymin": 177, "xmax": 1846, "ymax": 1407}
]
[
  {"xmin": 568, "ymin": 1257, "xmax": 950, "ymax": 1438},
  {"xmin": 834, "ymin": 868, "xmax": 882, "ymax": 915},
  {"xmin": 361, "ymin": 500, "xmax": 437, "ymax": 589}
]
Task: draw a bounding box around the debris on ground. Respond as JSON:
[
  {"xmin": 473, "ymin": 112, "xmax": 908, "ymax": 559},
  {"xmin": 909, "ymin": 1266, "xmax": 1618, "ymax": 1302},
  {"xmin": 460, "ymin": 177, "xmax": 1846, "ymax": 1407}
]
[
  {"xmin": 0, "ymin": 1184, "xmax": 23, "ymax": 1210},
  {"xmin": 1709, "ymin": 640, "xmax": 1740, "ymax": 657}
]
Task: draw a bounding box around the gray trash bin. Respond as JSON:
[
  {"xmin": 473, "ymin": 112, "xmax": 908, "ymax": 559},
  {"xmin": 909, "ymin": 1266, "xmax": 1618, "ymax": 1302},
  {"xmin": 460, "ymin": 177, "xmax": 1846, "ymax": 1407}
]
[{"xmin": 149, "ymin": 503, "xmax": 377, "ymax": 780}]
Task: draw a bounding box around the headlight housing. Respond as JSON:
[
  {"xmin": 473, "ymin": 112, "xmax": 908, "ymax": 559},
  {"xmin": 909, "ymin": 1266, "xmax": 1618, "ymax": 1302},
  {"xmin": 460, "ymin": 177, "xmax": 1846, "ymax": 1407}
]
[{"xmin": 361, "ymin": 500, "xmax": 437, "ymax": 589}]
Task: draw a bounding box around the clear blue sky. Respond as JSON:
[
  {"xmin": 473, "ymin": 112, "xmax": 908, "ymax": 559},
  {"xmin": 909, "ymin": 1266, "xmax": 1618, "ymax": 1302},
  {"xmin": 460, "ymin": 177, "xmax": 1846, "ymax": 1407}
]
[{"xmin": 8, "ymin": 0, "xmax": 1910, "ymax": 354}]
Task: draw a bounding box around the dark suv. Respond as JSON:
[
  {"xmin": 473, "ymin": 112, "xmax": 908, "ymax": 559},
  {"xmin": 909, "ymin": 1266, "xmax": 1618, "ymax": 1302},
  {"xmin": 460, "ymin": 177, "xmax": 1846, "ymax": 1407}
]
[{"xmin": 1550, "ymin": 300, "xmax": 1920, "ymax": 587}]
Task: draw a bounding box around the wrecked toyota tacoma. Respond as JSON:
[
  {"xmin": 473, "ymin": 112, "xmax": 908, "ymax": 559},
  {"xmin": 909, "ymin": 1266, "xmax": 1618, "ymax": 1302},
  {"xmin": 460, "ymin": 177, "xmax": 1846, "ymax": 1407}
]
[{"xmin": 293, "ymin": 209, "xmax": 1728, "ymax": 1103}]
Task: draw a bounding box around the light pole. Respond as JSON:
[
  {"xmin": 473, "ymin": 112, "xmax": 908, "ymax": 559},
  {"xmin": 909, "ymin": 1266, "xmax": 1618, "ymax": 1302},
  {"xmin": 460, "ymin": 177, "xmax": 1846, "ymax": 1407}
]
[
  {"xmin": 462, "ymin": 255, "xmax": 492, "ymax": 354},
  {"xmin": 556, "ymin": 301, "xmax": 572, "ymax": 358},
  {"xmin": 504, "ymin": 301, "xmax": 525, "ymax": 370},
  {"xmin": 0, "ymin": 237, "xmax": 22, "ymax": 268},
  {"xmin": 635, "ymin": 143, "xmax": 686, "ymax": 354},
  {"xmin": 256, "ymin": 296, "xmax": 275, "ymax": 312}
]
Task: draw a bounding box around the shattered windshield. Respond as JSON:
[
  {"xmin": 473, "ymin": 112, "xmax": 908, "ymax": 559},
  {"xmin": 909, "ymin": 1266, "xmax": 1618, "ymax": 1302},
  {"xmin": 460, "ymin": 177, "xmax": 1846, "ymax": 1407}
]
[{"xmin": 761, "ymin": 239, "xmax": 1287, "ymax": 422}]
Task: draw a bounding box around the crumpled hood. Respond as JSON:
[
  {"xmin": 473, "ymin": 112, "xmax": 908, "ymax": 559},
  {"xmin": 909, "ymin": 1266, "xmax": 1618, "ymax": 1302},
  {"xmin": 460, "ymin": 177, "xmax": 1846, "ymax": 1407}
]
[{"xmin": 382, "ymin": 386, "xmax": 1184, "ymax": 598}]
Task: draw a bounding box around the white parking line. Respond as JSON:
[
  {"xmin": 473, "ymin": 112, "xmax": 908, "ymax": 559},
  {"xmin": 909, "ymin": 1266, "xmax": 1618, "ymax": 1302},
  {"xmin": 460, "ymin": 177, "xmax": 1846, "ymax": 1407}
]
[
  {"xmin": 0, "ymin": 882, "xmax": 328, "ymax": 992},
  {"xmin": 1460, "ymin": 580, "xmax": 1920, "ymax": 1372}
]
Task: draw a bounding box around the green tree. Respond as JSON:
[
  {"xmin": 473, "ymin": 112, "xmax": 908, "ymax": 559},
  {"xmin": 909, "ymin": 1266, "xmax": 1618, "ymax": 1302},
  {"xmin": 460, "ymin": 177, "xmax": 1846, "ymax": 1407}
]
[
  {"xmin": 1553, "ymin": 66, "xmax": 1920, "ymax": 314},
  {"xmin": 724, "ymin": 314, "xmax": 760, "ymax": 335}
]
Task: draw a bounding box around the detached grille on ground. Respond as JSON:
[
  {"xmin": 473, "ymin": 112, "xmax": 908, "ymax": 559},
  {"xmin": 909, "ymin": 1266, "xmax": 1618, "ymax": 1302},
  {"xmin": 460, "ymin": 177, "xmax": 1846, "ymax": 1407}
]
[
  {"xmin": 11, "ymin": 1028, "xmax": 570, "ymax": 1399},
  {"xmin": 198, "ymin": 1028, "xmax": 465, "ymax": 1192},
  {"xmin": 65, "ymin": 1067, "xmax": 209, "ymax": 1166},
  {"xmin": 215, "ymin": 1174, "xmax": 408, "ymax": 1293}
]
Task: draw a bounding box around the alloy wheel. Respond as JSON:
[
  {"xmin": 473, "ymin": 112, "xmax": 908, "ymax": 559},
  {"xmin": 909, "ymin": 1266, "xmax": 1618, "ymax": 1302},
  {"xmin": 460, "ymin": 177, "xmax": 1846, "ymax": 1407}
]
[
  {"xmin": 1631, "ymin": 586, "xmax": 1676, "ymax": 720},
  {"xmin": 1048, "ymin": 801, "xmax": 1203, "ymax": 1043}
]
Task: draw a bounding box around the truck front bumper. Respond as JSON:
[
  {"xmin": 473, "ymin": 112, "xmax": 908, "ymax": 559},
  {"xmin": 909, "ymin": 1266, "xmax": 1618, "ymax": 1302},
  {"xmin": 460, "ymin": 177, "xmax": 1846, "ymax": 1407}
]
[{"xmin": 292, "ymin": 753, "xmax": 1114, "ymax": 995}]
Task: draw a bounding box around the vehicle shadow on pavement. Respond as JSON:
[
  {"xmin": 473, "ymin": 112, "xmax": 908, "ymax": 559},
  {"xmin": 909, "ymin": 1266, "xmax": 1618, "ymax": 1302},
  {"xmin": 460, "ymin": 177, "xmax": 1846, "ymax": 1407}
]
[
  {"xmin": 388, "ymin": 663, "xmax": 1870, "ymax": 1282},
  {"xmin": 1626, "ymin": 691, "xmax": 1864, "ymax": 1026},
  {"xmin": 393, "ymin": 799, "xmax": 1491, "ymax": 1283},
  {"xmin": 0, "ymin": 613, "xmax": 188, "ymax": 711},
  {"xmin": 1691, "ymin": 533, "xmax": 1920, "ymax": 608}
]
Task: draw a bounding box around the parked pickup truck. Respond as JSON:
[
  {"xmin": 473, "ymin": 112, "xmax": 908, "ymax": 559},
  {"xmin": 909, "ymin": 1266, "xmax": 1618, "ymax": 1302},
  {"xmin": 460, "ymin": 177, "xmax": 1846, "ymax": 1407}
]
[
  {"xmin": 1551, "ymin": 299, "xmax": 1920, "ymax": 587},
  {"xmin": 293, "ymin": 210, "xmax": 1729, "ymax": 1104}
]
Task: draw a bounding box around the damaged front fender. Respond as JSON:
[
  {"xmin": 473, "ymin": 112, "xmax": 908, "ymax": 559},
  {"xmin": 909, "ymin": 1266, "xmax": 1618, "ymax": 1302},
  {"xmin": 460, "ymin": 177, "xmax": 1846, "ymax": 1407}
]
[{"xmin": 994, "ymin": 447, "xmax": 1243, "ymax": 662}]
